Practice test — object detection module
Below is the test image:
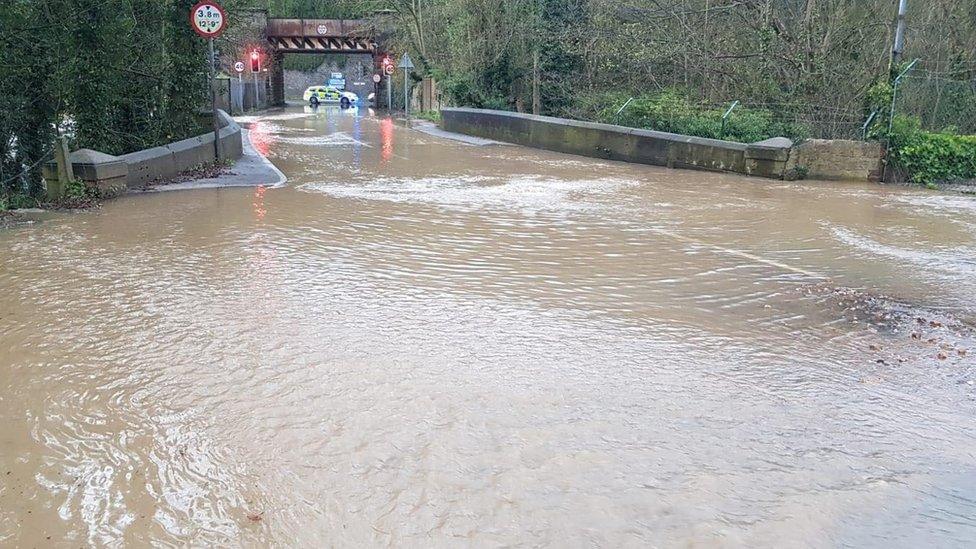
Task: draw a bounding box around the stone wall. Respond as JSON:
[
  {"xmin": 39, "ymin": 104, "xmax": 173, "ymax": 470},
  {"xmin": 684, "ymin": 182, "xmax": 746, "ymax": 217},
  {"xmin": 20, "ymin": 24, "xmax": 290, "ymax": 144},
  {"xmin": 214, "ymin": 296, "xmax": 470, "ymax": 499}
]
[
  {"xmin": 791, "ymin": 139, "xmax": 883, "ymax": 181},
  {"xmin": 45, "ymin": 111, "xmax": 243, "ymax": 195},
  {"xmin": 440, "ymin": 108, "xmax": 793, "ymax": 179},
  {"xmin": 122, "ymin": 110, "xmax": 243, "ymax": 188}
]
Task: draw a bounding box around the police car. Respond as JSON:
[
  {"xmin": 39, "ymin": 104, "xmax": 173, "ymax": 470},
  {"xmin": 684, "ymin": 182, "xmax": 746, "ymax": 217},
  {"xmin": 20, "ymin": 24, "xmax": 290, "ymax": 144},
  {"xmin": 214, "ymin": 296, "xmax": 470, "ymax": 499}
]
[{"xmin": 303, "ymin": 86, "xmax": 358, "ymax": 107}]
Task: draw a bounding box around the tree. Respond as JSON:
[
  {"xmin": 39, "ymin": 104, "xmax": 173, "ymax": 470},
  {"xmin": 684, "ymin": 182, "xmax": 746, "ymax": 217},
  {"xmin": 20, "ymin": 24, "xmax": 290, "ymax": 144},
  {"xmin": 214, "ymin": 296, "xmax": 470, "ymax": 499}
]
[{"xmin": 1, "ymin": 0, "xmax": 248, "ymax": 202}]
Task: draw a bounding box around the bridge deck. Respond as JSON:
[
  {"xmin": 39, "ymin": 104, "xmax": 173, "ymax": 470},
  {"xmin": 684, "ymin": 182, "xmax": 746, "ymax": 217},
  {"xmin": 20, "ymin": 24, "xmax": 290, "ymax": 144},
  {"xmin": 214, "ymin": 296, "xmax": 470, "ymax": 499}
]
[
  {"xmin": 266, "ymin": 19, "xmax": 375, "ymax": 54},
  {"xmin": 266, "ymin": 19, "xmax": 371, "ymax": 38}
]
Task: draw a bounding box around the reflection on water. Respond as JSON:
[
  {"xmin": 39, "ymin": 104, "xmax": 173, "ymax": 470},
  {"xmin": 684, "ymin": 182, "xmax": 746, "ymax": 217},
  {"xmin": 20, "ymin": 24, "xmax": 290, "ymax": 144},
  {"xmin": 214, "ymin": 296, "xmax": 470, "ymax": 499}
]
[
  {"xmin": 252, "ymin": 186, "xmax": 267, "ymax": 222},
  {"xmin": 1, "ymin": 106, "xmax": 975, "ymax": 547},
  {"xmin": 248, "ymin": 120, "xmax": 272, "ymax": 157},
  {"xmin": 380, "ymin": 116, "xmax": 394, "ymax": 164}
]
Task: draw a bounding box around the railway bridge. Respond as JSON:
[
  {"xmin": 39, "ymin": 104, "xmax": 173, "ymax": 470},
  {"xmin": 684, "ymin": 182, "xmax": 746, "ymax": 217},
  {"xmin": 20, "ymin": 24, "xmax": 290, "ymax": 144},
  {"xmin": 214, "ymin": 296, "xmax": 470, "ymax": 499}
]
[{"xmin": 249, "ymin": 12, "xmax": 388, "ymax": 106}]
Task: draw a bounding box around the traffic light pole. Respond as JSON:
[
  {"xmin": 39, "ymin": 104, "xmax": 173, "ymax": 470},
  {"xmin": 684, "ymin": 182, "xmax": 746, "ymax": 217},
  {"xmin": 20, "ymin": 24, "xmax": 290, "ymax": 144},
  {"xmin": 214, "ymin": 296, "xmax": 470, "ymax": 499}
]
[
  {"xmin": 208, "ymin": 38, "xmax": 220, "ymax": 162},
  {"xmin": 253, "ymin": 71, "xmax": 259, "ymax": 108},
  {"xmin": 387, "ymin": 75, "xmax": 392, "ymax": 111}
]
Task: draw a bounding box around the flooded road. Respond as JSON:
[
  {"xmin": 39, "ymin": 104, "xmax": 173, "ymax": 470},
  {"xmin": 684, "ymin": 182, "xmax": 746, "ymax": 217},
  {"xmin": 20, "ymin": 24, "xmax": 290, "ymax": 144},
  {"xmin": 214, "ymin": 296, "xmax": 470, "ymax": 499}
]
[{"xmin": 2, "ymin": 105, "xmax": 976, "ymax": 547}]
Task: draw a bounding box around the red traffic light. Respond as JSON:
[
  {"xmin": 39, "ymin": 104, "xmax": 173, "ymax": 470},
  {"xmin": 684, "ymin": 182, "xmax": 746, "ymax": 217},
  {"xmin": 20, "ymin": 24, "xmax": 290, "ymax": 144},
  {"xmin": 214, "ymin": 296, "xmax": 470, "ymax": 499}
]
[{"xmin": 250, "ymin": 50, "xmax": 261, "ymax": 72}]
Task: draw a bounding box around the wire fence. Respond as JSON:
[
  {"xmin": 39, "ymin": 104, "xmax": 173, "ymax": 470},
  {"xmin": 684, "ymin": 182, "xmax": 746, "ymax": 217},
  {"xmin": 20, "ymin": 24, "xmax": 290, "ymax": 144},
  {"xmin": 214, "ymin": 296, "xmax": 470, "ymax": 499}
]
[
  {"xmin": 733, "ymin": 102, "xmax": 869, "ymax": 141},
  {"xmin": 897, "ymin": 72, "xmax": 976, "ymax": 134}
]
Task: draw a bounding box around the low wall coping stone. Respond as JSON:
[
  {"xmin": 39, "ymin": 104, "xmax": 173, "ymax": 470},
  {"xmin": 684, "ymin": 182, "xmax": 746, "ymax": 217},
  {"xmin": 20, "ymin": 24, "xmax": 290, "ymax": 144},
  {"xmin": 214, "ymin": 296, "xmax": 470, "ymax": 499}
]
[
  {"xmin": 70, "ymin": 149, "xmax": 129, "ymax": 181},
  {"xmin": 120, "ymin": 145, "xmax": 173, "ymax": 164},
  {"xmin": 751, "ymin": 137, "xmax": 794, "ymax": 149},
  {"xmin": 440, "ymin": 107, "xmax": 784, "ymax": 152},
  {"xmin": 441, "ymin": 107, "xmax": 790, "ymax": 178}
]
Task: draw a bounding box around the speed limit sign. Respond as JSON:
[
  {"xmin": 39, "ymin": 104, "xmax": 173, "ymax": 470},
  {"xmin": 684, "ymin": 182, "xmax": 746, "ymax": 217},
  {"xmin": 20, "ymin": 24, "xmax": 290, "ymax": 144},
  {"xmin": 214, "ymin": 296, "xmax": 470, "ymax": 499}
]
[
  {"xmin": 234, "ymin": 61, "xmax": 245, "ymax": 73},
  {"xmin": 190, "ymin": 1, "xmax": 226, "ymax": 38},
  {"xmin": 372, "ymin": 74, "xmax": 382, "ymax": 83},
  {"xmin": 384, "ymin": 64, "xmax": 395, "ymax": 76}
]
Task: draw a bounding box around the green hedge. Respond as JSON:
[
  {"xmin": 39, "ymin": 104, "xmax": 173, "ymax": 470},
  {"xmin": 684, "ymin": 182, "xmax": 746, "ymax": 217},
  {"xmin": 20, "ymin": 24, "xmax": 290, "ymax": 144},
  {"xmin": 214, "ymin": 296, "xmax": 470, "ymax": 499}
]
[
  {"xmin": 583, "ymin": 90, "xmax": 809, "ymax": 143},
  {"xmin": 888, "ymin": 116, "xmax": 976, "ymax": 185}
]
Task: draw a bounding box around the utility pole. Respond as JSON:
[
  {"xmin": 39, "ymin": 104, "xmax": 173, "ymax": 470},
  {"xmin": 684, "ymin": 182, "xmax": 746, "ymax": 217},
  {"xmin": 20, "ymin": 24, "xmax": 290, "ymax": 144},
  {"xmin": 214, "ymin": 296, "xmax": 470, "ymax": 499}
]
[{"xmin": 890, "ymin": 0, "xmax": 908, "ymax": 74}]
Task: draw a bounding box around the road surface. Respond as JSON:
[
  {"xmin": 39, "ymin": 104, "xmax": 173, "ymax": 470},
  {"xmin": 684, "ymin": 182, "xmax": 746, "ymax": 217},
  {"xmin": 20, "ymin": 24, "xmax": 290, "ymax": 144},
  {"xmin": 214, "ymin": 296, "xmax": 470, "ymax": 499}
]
[{"xmin": 1, "ymin": 105, "xmax": 975, "ymax": 547}]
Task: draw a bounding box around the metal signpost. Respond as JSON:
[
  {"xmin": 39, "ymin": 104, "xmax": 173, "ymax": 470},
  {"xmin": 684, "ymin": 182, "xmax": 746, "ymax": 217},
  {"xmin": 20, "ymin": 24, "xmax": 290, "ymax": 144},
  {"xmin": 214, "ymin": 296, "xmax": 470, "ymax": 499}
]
[
  {"xmin": 383, "ymin": 59, "xmax": 395, "ymax": 110},
  {"xmin": 398, "ymin": 53, "xmax": 415, "ymax": 118},
  {"xmin": 372, "ymin": 73, "xmax": 381, "ymax": 109},
  {"xmin": 233, "ymin": 61, "xmax": 245, "ymax": 115},
  {"xmin": 189, "ymin": 1, "xmax": 227, "ymax": 162}
]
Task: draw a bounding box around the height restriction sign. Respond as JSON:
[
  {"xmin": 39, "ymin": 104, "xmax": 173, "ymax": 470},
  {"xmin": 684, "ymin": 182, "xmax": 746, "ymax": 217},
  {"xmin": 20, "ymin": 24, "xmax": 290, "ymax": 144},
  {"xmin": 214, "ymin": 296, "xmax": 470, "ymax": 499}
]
[{"xmin": 190, "ymin": 1, "xmax": 226, "ymax": 38}]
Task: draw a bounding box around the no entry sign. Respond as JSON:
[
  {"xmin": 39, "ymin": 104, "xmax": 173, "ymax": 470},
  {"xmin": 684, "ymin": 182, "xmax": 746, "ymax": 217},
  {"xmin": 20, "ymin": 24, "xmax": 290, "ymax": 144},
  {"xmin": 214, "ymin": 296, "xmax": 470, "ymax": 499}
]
[{"xmin": 190, "ymin": 1, "xmax": 226, "ymax": 38}]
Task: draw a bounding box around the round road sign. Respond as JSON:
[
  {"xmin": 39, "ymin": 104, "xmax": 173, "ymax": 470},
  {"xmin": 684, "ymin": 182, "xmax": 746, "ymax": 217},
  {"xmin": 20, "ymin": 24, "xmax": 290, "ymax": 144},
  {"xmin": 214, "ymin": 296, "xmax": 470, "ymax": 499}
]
[
  {"xmin": 384, "ymin": 64, "xmax": 395, "ymax": 76},
  {"xmin": 234, "ymin": 61, "xmax": 245, "ymax": 73},
  {"xmin": 372, "ymin": 74, "xmax": 382, "ymax": 83},
  {"xmin": 316, "ymin": 24, "xmax": 329, "ymax": 35},
  {"xmin": 190, "ymin": 1, "xmax": 227, "ymax": 39}
]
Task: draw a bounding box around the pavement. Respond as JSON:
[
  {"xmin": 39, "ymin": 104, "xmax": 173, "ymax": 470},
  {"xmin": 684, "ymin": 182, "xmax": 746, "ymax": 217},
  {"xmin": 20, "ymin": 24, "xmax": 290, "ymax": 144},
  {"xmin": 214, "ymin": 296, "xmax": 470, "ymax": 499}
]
[
  {"xmin": 138, "ymin": 128, "xmax": 287, "ymax": 193},
  {"xmin": 411, "ymin": 120, "xmax": 501, "ymax": 146}
]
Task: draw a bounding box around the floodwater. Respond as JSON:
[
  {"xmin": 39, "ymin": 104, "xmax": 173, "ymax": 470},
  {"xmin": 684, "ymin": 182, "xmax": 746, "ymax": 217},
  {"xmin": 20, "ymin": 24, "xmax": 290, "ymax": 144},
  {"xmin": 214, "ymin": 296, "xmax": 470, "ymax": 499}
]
[{"xmin": 2, "ymin": 105, "xmax": 976, "ymax": 547}]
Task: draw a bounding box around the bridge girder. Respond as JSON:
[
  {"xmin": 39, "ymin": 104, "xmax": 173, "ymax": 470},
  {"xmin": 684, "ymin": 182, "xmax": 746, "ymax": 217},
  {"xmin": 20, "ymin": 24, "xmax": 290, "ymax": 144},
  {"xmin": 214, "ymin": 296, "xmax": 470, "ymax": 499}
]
[
  {"xmin": 266, "ymin": 19, "xmax": 378, "ymax": 54},
  {"xmin": 269, "ymin": 36, "xmax": 376, "ymax": 54}
]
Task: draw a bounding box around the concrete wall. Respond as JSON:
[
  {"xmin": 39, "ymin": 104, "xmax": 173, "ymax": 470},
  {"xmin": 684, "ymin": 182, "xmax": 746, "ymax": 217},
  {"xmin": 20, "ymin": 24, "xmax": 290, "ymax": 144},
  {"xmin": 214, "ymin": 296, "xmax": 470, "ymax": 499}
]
[
  {"xmin": 43, "ymin": 111, "xmax": 243, "ymax": 197},
  {"xmin": 440, "ymin": 108, "xmax": 793, "ymax": 179},
  {"xmin": 791, "ymin": 139, "xmax": 883, "ymax": 181},
  {"xmin": 122, "ymin": 110, "xmax": 243, "ymax": 189}
]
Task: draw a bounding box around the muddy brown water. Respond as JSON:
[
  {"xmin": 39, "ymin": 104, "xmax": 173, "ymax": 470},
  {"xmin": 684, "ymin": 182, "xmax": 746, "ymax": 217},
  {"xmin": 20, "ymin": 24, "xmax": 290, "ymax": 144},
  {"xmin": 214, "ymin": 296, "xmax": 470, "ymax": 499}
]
[{"xmin": 2, "ymin": 105, "xmax": 976, "ymax": 547}]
